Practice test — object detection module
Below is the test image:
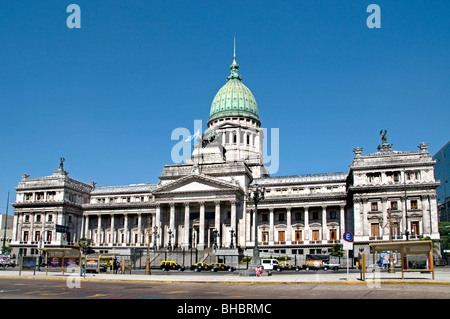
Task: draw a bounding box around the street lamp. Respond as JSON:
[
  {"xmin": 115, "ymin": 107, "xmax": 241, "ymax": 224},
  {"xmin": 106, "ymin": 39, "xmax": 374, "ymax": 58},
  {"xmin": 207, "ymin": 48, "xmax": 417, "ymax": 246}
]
[
  {"xmin": 382, "ymin": 208, "xmax": 399, "ymax": 273},
  {"xmin": 213, "ymin": 228, "xmax": 219, "ymax": 250},
  {"xmin": 247, "ymin": 184, "xmax": 265, "ymax": 268},
  {"xmin": 145, "ymin": 222, "xmax": 158, "ymax": 275},
  {"xmin": 168, "ymin": 228, "xmax": 173, "ymax": 251},
  {"xmin": 229, "ymin": 228, "xmax": 235, "ymax": 249}
]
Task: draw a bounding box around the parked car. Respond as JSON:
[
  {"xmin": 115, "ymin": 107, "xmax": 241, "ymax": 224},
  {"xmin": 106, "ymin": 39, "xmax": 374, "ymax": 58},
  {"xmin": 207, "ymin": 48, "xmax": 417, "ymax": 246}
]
[
  {"xmin": 210, "ymin": 263, "xmax": 235, "ymax": 272},
  {"xmin": 320, "ymin": 262, "xmax": 340, "ymax": 271},
  {"xmin": 261, "ymin": 259, "xmax": 279, "ymax": 270},
  {"xmin": 273, "ymin": 262, "xmax": 300, "ymax": 272},
  {"xmin": 302, "ymin": 254, "xmax": 339, "ymax": 271},
  {"xmin": 160, "ymin": 261, "xmax": 186, "ymax": 271},
  {"xmin": 190, "ymin": 262, "xmax": 213, "ymax": 272}
]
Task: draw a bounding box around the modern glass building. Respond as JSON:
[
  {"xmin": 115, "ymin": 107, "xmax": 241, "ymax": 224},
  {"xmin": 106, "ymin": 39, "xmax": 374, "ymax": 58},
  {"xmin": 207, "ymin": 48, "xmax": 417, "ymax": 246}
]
[{"xmin": 433, "ymin": 141, "xmax": 450, "ymax": 222}]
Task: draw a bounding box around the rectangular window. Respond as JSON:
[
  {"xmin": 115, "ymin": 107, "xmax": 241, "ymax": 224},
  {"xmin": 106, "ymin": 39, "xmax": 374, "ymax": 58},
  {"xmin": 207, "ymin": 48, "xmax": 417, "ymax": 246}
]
[
  {"xmin": 278, "ymin": 213, "xmax": 285, "ymax": 222},
  {"xmin": 312, "ymin": 230, "xmax": 320, "ymax": 241},
  {"xmin": 295, "ymin": 230, "xmax": 302, "ymax": 242},
  {"xmin": 410, "ymin": 200, "xmax": 418, "ymax": 209},
  {"xmin": 329, "ymin": 229, "xmax": 337, "ymax": 241},
  {"xmin": 262, "ymin": 214, "xmax": 268, "ymax": 222},
  {"xmin": 371, "ymin": 202, "xmax": 378, "ymax": 211},
  {"xmin": 278, "ymin": 231, "xmax": 285, "ymax": 242},
  {"xmin": 391, "ymin": 201, "xmax": 398, "ymax": 210},
  {"xmin": 411, "ymin": 221, "xmax": 420, "ymax": 235},
  {"xmin": 371, "ymin": 223, "xmax": 380, "ymax": 237},
  {"xmin": 261, "ymin": 231, "xmax": 269, "ymax": 243},
  {"xmin": 23, "ymin": 231, "xmax": 29, "ymax": 242}
]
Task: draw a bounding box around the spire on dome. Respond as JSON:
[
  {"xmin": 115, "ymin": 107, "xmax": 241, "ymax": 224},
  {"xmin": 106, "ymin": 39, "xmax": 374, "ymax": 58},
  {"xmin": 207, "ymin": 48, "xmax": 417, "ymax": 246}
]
[{"xmin": 228, "ymin": 37, "xmax": 242, "ymax": 81}]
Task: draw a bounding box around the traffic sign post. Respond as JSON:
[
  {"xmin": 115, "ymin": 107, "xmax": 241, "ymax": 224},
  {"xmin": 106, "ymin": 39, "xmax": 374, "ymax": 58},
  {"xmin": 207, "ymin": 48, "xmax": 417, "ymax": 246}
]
[{"xmin": 343, "ymin": 232, "xmax": 353, "ymax": 280}]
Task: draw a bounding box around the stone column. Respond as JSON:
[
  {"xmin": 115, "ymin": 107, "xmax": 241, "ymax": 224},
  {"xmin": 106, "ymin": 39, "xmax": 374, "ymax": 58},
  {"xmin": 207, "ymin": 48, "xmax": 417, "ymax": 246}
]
[
  {"xmin": 155, "ymin": 205, "xmax": 161, "ymax": 248},
  {"xmin": 84, "ymin": 215, "xmax": 89, "ymax": 239},
  {"xmin": 183, "ymin": 203, "xmax": 190, "ymax": 248},
  {"xmin": 304, "ymin": 207, "xmax": 309, "ymax": 241},
  {"xmin": 401, "ymin": 197, "xmax": 407, "ymax": 237},
  {"xmin": 339, "ymin": 205, "xmax": 346, "ymax": 240},
  {"xmin": 137, "ymin": 213, "xmax": 142, "ymax": 244},
  {"xmin": 169, "ymin": 203, "xmax": 176, "ymax": 247},
  {"xmin": 215, "ymin": 201, "xmax": 221, "ymax": 247},
  {"xmin": 110, "ymin": 214, "xmax": 115, "ymax": 245},
  {"xmin": 198, "ymin": 202, "xmax": 205, "ymax": 250},
  {"xmin": 321, "ymin": 206, "xmax": 327, "ymax": 242},
  {"xmin": 97, "ymin": 214, "xmax": 102, "ymax": 244},
  {"xmin": 269, "ymin": 208, "xmax": 274, "ymax": 245},
  {"xmin": 123, "ymin": 213, "xmax": 129, "ymax": 245},
  {"xmin": 430, "ymin": 195, "xmax": 439, "ymax": 237},
  {"xmin": 422, "ymin": 195, "xmax": 430, "ymax": 236},
  {"xmin": 381, "ymin": 198, "xmax": 387, "ymax": 238},
  {"xmin": 286, "ymin": 207, "xmax": 292, "ymax": 244}
]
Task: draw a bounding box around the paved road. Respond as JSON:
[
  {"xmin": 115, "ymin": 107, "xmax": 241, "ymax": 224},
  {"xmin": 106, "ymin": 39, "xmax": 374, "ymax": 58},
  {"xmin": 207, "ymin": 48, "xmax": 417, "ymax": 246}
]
[{"xmin": 1, "ymin": 277, "xmax": 450, "ymax": 299}]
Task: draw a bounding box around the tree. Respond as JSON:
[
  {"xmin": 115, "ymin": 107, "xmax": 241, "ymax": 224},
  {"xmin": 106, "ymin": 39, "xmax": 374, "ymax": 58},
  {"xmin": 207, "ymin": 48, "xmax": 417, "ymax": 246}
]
[{"xmin": 330, "ymin": 244, "xmax": 344, "ymax": 257}]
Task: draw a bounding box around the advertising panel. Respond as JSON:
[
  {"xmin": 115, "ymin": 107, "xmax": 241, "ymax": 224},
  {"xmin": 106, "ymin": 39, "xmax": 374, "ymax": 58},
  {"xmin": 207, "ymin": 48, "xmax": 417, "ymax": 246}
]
[
  {"xmin": 21, "ymin": 256, "xmax": 37, "ymax": 270},
  {"xmin": 47, "ymin": 256, "xmax": 63, "ymax": 269},
  {"xmin": 380, "ymin": 252, "xmax": 398, "ymax": 264},
  {"xmin": 405, "ymin": 254, "xmax": 430, "ymax": 271},
  {"xmin": 64, "ymin": 257, "xmax": 80, "ymax": 269},
  {"xmin": 0, "ymin": 255, "xmax": 10, "ymax": 265},
  {"xmin": 85, "ymin": 258, "xmax": 99, "ymax": 271}
]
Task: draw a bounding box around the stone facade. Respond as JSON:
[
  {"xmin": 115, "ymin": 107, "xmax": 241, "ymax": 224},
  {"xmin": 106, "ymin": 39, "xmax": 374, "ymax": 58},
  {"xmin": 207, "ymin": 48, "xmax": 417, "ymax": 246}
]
[{"xmin": 10, "ymin": 56, "xmax": 441, "ymax": 259}]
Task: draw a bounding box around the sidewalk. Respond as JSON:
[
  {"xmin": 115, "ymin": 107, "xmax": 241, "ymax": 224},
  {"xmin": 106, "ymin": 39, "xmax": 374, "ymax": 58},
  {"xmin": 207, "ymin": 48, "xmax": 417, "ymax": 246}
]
[{"xmin": 2, "ymin": 268, "xmax": 450, "ymax": 285}]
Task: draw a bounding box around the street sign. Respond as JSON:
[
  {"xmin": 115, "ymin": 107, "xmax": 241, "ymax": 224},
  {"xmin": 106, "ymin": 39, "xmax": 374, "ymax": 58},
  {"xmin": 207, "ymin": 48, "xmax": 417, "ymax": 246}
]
[
  {"xmin": 343, "ymin": 241, "xmax": 353, "ymax": 250},
  {"xmin": 343, "ymin": 231, "xmax": 353, "ymax": 242},
  {"xmin": 55, "ymin": 224, "xmax": 70, "ymax": 233}
]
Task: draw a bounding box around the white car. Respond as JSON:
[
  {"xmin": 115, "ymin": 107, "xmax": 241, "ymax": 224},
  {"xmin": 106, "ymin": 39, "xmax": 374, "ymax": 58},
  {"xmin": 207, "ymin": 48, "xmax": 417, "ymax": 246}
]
[{"xmin": 261, "ymin": 259, "xmax": 279, "ymax": 270}]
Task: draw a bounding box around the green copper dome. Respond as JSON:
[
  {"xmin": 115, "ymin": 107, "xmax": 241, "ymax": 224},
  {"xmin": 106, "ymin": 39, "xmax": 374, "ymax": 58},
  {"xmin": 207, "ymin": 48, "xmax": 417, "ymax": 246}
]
[{"xmin": 208, "ymin": 55, "xmax": 259, "ymax": 124}]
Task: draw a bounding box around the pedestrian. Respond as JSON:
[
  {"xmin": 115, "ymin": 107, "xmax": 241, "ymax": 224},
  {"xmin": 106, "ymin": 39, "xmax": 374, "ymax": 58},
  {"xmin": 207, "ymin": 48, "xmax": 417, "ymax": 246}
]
[
  {"xmin": 120, "ymin": 260, "xmax": 124, "ymax": 274},
  {"xmin": 256, "ymin": 265, "xmax": 262, "ymax": 277},
  {"xmin": 114, "ymin": 259, "xmax": 119, "ymax": 274}
]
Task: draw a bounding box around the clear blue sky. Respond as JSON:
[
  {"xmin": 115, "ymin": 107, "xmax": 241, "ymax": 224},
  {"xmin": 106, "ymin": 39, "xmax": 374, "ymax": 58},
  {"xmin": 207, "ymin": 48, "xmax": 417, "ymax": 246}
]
[{"xmin": 0, "ymin": 1, "xmax": 449, "ymax": 212}]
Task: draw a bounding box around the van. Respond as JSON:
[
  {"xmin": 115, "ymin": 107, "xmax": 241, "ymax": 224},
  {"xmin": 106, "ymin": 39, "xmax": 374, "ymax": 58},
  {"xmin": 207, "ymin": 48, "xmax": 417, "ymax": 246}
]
[{"xmin": 261, "ymin": 259, "xmax": 279, "ymax": 270}]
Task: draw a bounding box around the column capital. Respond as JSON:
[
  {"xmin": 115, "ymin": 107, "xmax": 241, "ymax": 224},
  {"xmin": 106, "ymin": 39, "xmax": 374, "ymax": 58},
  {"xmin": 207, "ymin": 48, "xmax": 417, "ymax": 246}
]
[
  {"xmin": 214, "ymin": 200, "xmax": 221, "ymax": 206},
  {"xmin": 184, "ymin": 202, "xmax": 190, "ymax": 208}
]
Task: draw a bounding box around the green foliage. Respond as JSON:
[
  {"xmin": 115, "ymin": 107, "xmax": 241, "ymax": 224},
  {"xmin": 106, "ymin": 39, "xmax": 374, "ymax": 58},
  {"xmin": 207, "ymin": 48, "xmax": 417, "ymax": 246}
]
[
  {"xmin": 330, "ymin": 244, "xmax": 344, "ymax": 257},
  {"xmin": 439, "ymin": 222, "xmax": 450, "ymax": 251}
]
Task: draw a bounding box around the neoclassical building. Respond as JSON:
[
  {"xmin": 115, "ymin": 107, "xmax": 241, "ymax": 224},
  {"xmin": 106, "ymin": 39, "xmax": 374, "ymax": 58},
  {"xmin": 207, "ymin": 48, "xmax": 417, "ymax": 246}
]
[{"xmin": 10, "ymin": 53, "xmax": 441, "ymax": 258}]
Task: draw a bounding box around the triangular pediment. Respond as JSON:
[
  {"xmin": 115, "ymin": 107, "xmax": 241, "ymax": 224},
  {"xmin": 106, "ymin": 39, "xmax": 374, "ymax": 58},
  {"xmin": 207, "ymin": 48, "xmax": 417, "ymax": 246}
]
[{"xmin": 154, "ymin": 174, "xmax": 242, "ymax": 194}]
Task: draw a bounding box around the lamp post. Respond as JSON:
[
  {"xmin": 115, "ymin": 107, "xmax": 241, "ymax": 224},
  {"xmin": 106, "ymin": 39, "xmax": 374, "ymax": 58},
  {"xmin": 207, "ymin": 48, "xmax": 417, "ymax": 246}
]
[
  {"xmin": 229, "ymin": 228, "xmax": 235, "ymax": 249},
  {"xmin": 168, "ymin": 228, "xmax": 173, "ymax": 251},
  {"xmin": 247, "ymin": 184, "xmax": 265, "ymax": 268},
  {"xmin": 382, "ymin": 208, "xmax": 398, "ymax": 273},
  {"xmin": 213, "ymin": 228, "xmax": 219, "ymax": 250},
  {"xmin": 145, "ymin": 223, "xmax": 158, "ymax": 275}
]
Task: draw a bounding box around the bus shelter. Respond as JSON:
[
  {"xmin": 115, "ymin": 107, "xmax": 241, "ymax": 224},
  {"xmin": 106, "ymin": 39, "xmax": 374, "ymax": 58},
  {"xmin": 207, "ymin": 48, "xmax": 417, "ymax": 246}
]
[
  {"xmin": 85, "ymin": 253, "xmax": 119, "ymax": 273},
  {"xmin": 370, "ymin": 240, "xmax": 435, "ymax": 280},
  {"xmin": 39, "ymin": 247, "xmax": 81, "ymax": 276}
]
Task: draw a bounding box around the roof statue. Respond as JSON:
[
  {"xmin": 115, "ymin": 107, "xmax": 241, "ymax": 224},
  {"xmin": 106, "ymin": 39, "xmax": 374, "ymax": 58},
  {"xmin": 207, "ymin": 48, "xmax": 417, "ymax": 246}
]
[
  {"xmin": 53, "ymin": 157, "xmax": 68, "ymax": 175},
  {"xmin": 377, "ymin": 130, "xmax": 393, "ymax": 152},
  {"xmin": 59, "ymin": 157, "xmax": 65, "ymax": 170},
  {"xmin": 380, "ymin": 130, "xmax": 388, "ymax": 145}
]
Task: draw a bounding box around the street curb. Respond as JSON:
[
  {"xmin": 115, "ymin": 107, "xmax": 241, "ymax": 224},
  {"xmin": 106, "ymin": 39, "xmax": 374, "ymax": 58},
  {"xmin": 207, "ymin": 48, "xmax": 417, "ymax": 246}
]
[{"xmin": 2, "ymin": 275, "xmax": 450, "ymax": 285}]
